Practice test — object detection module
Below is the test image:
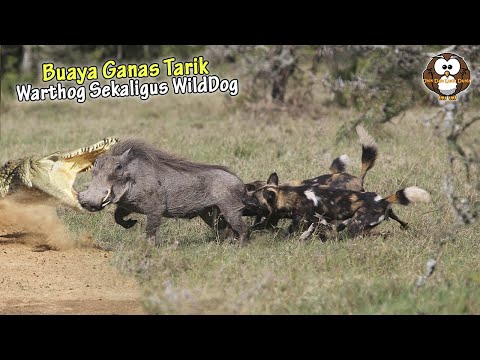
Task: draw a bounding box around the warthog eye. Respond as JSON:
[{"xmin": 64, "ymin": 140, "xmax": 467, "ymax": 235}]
[{"xmin": 115, "ymin": 164, "xmax": 122, "ymax": 171}]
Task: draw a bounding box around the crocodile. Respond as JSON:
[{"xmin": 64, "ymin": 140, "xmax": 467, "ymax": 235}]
[{"xmin": 0, "ymin": 137, "xmax": 118, "ymax": 210}]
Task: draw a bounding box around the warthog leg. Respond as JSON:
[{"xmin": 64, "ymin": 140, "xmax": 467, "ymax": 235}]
[
  {"xmin": 146, "ymin": 214, "xmax": 161, "ymax": 246},
  {"xmin": 218, "ymin": 206, "xmax": 248, "ymax": 245},
  {"xmin": 114, "ymin": 207, "xmax": 138, "ymax": 229}
]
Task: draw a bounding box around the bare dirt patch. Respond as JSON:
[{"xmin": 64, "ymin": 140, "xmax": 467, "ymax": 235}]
[{"xmin": 0, "ymin": 200, "xmax": 144, "ymax": 315}]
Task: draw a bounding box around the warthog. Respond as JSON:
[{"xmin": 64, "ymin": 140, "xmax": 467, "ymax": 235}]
[{"xmin": 78, "ymin": 139, "xmax": 248, "ymax": 245}]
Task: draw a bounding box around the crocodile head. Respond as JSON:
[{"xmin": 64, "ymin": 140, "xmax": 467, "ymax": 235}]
[{"xmin": 0, "ymin": 137, "xmax": 119, "ymax": 210}]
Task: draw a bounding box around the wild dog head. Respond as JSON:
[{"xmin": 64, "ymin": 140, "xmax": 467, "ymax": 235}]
[
  {"xmin": 242, "ymin": 173, "xmax": 281, "ymax": 216},
  {"xmin": 245, "ymin": 180, "xmax": 267, "ymax": 196}
]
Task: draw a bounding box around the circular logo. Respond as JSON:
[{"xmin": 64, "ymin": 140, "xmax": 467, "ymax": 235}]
[{"xmin": 422, "ymin": 53, "xmax": 470, "ymax": 101}]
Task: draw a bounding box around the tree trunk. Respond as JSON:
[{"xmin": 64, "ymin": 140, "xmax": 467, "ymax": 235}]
[
  {"xmin": 21, "ymin": 45, "xmax": 34, "ymax": 74},
  {"xmin": 271, "ymin": 45, "xmax": 297, "ymax": 103},
  {"xmin": 143, "ymin": 45, "xmax": 150, "ymax": 59},
  {"xmin": 117, "ymin": 45, "xmax": 123, "ymax": 60}
]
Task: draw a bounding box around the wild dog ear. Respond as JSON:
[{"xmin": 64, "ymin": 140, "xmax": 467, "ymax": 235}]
[
  {"xmin": 267, "ymin": 172, "xmax": 279, "ymax": 186},
  {"xmin": 119, "ymin": 148, "xmax": 132, "ymax": 165},
  {"xmin": 264, "ymin": 190, "xmax": 277, "ymax": 206}
]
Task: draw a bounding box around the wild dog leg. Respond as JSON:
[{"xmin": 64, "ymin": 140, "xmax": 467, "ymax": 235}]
[
  {"xmin": 299, "ymin": 214, "xmax": 329, "ymax": 241},
  {"xmin": 387, "ymin": 209, "xmax": 409, "ymax": 228},
  {"xmin": 114, "ymin": 207, "xmax": 137, "ymax": 229},
  {"xmin": 264, "ymin": 214, "xmax": 280, "ymax": 229},
  {"xmin": 300, "ymin": 223, "xmax": 315, "ymax": 240},
  {"xmin": 251, "ymin": 215, "xmax": 266, "ymax": 227},
  {"xmin": 347, "ymin": 207, "xmax": 387, "ymax": 237},
  {"xmin": 288, "ymin": 214, "xmax": 302, "ymax": 235},
  {"xmin": 249, "ymin": 214, "xmax": 268, "ymax": 231},
  {"xmin": 251, "ymin": 213, "xmax": 280, "ymax": 231}
]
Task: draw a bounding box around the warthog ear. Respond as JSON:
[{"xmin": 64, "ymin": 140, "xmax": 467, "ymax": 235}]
[
  {"xmin": 267, "ymin": 172, "xmax": 279, "ymax": 186},
  {"xmin": 119, "ymin": 148, "xmax": 132, "ymax": 164},
  {"xmin": 264, "ymin": 190, "xmax": 277, "ymax": 206}
]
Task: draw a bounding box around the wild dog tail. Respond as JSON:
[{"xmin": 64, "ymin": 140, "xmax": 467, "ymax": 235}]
[
  {"xmin": 329, "ymin": 154, "xmax": 350, "ymax": 174},
  {"xmin": 385, "ymin": 186, "xmax": 431, "ymax": 205},
  {"xmin": 356, "ymin": 124, "xmax": 378, "ymax": 186}
]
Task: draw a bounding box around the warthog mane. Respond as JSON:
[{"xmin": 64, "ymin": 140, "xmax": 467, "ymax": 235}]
[{"xmin": 109, "ymin": 138, "xmax": 235, "ymax": 174}]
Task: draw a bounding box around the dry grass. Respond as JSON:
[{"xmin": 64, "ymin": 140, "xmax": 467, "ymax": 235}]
[{"xmin": 1, "ymin": 81, "xmax": 479, "ymax": 314}]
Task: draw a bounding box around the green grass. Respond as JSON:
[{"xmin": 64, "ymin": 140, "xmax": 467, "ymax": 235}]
[{"xmin": 1, "ymin": 86, "xmax": 479, "ymax": 314}]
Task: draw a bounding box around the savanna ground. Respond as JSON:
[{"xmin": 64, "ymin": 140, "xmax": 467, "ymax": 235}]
[{"xmin": 1, "ymin": 74, "xmax": 479, "ymax": 314}]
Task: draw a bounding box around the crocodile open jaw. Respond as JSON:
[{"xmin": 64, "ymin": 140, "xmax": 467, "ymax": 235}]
[{"xmin": 0, "ymin": 137, "xmax": 119, "ymax": 209}]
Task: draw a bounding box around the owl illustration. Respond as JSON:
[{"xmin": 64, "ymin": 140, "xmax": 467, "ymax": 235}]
[{"xmin": 422, "ymin": 53, "xmax": 470, "ymax": 100}]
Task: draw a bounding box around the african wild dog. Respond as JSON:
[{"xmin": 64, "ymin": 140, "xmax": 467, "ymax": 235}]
[
  {"xmin": 244, "ymin": 125, "xmax": 408, "ymax": 230},
  {"xmin": 242, "ymin": 172, "xmax": 431, "ymax": 239}
]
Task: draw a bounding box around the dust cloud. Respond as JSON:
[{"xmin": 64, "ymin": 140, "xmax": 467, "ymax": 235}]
[{"xmin": 0, "ymin": 197, "xmax": 91, "ymax": 250}]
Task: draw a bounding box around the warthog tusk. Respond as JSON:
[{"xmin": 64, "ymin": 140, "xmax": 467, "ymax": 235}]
[{"xmin": 101, "ymin": 188, "xmax": 111, "ymax": 207}]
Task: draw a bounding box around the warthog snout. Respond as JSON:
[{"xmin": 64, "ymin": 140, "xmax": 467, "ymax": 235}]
[{"xmin": 78, "ymin": 188, "xmax": 112, "ymax": 212}]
